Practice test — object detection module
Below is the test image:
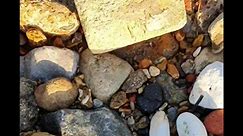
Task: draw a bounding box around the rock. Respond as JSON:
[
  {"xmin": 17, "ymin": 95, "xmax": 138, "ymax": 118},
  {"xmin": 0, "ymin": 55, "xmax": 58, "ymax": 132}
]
[
  {"xmin": 136, "ymin": 83, "xmax": 163, "ymax": 114},
  {"xmin": 53, "ymin": 37, "xmax": 65, "ymax": 48},
  {"xmin": 139, "ymin": 58, "xmax": 152, "ymax": 69},
  {"xmin": 193, "ymin": 46, "xmax": 202, "ymax": 57},
  {"xmin": 127, "ymin": 116, "xmax": 135, "ymax": 126},
  {"xmin": 186, "ymin": 74, "xmax": 197, "ymax": 83},
  {"xmin": 122, "ymin": 69, "xmax": 147, "ymax": 93},
  {"xmin": 26, "ymin": 28, "xmax": 47, "ymax": 47},
  {"xmin": 80, "ymin": 49, "xmax": 133, "ymax": 102},
  {"xmin": 149, "ymin": 111, "xmax": 170, "ymax": 136},
  {"xmin": 135, "ymin": 116, "xmax": 149, "ymax": 129},
  {"xmin": 66, "ymin": 32, "xmax": 83, "ymax": 48},
  {"xmin": 73, "ymin": 74, "xmax": 86, "ymax": 88},
  {"xmin": 204, "ymin": 109, "xmax": 224, "ymax": 135},
  {"xmin": 208, "ymin": 13, "xmax": 224, "ymax": 53},
  {"xmin": 138, "ymin": 86, "xmax": 145, "ymax": 94},
  {"xmin": 176, "ymin": 112, "xmax": 207, "ymax": 136},
  {"xmin": 158, "ymin": 102, "xmax": 168, "ymax": 111},
  {"xmin": 20, "ymin": 33, "xmax": 27, "ymax": 46},
  {"xmin": 179, "ymin": 41, "xmax": 189, "ymax": 50},
  {"xmin": 182, "ymin": 15, "xmax": 198, "ymax": 40},
  {"xmin": 20, "ymin": 0, "xmax": 79, "ymax": 37},
  {"xmin": 192, "ymin": 34, "xmax": 204, "ymax": 47},
  {"xmin": 178, "ymin": 106, "xmax": 189, "ymax": 113},
  {"xmin": 156, "ymin": 71, "xmax": 188, "ymax": 104},
  {"xmin": 30, "ymin": 132, "xmax": 55, "ymax": 136},
  {"xmin": 78, "ymin": 88, "xmax": 93, "ymax": 108},
  {"xmin": 110, "ymin": 91, "xmax": 128, "ymax": 109},
  {"xmin": 142, "ymin": 69, "xmax": 151, "ymax": 79},
  {"xmin": 40, "ymin": 107, "xmax": 132, "ymax": 136},
  {"xmin": 189, "ymin": 61, "xmax": 223, "ymax": 109},
  {"xmin": 22, "ymin": 46, "xmax": 79, "ymax": 82},
  {"xmin": 194, "ymin": 47, "xmax": 223, "ymax": 74},
  {"xmin": 196, "ymin": 0, "xmax": 223, "ymax": 31},
  {"xmin": 167, "ymin": 63, "xmax": 180, "ymax": 79},
  {"xmin": 93, "ymin": 99, "xmax": 104, "ymax": 108},
  {"xmin": 20, "ymin": 78, "xmax": 39, "ymax": 131},
  {"xmin": 137, "ymin": 128, "xmax": 150, "ymax": 136},
  {"xmin": 179, "ymin": 101, "xmax": 190, "ymax": 107},
  {"xmin": 149, "ymin": 66, "xmax": 160, "ymax": 77},
  {"xmin": 156, "ymin": 58, "xmax": 167, "ymax": 71},
  {"xmin": 167, "ymin": 107, "xmax": 177, "ymax": 122},
  {"xmin": 20, "ymin": 56, "xmax": 25, "ymax": 77},
  {"xmin": 184, "ymin": 0, "xmax": 193, "ymax": 14},
  {"xmin": 74, "ymin": 0, "xmax": 187, "ymax": 54},
  {"xmin": 175, "ymin": 30, "xmax": 185, "ymax": 42},
  {"xmin": 181, "ymin": 59, "xmax": 195, "ymax": 74},
  {"xmin": 35, "ymin": 77, "xmax": 78, "ymax": 111}
]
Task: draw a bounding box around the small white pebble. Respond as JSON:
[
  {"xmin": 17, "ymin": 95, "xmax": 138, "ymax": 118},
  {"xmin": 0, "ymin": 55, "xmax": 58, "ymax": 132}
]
[
  {"xmin": 130, "ymin": 101, "xmax": 135, "ymax": 111},
  {"xmin": 159, "ymin": 102, "xmax": 168, "ymax": 111},
  {"xmin": 138, "ymin": 86, "xmax": 145, "ymax": 94},
  {"xmin": 81, "ymin": 95, "xmax": 89, "ymax": 104},
  {"xmin": 127, "ymin": 116, "xmax": 135, "ymax": 125},
  {"xmin": 193, "ymin": 46, "xmax": 201, "ymax": 57},
  {"xmin": 149, "ymin": 66, "xmax": 160, "ymax": 77},
  {"xmin": 142, "ymin": 69, "xmax": 151, "ymax": 79},
  {"xmin": 78, "ymin": 89, "xmax": 84, "ymax": 99},
  {"xmin": 121, "ymin": 112, "xmax": 126, "ymax": 118}
]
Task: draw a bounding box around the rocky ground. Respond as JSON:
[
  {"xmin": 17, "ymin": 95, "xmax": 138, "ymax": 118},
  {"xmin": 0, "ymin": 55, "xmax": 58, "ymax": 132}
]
[{"xmin": 20, "ymin": 0, "xmax": 223, "ymax": 136}]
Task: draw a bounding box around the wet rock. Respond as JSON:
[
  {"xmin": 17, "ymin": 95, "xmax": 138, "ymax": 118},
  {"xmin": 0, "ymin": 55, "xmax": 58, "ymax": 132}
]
[
  {"xmin": 20, "ymin": 0, "xmax": 79, "ymax": 37},
  {"xmin": 181, "ymin": 59, "xmax": 195, "ymax": 74},
  {"xmin": 35, "ymin": 77, "xmax": 78, "ymax": 111},
  {"xmin": 167, "ymin": 107, "xmax": 177, "ymax": 122},
  {"xmin": 156, "ymin": 71, "xmax": 187, "ymax": 104},
  {"xmin": 149, "ymin": 111, "xmax": 170, "ymax": 136},
  {"xmin": 93, "ymin": 99, "xmax": 103, "ymax": 108},
  {"xmin": 167, "ymin": 63, "xmax": 180, "ymax": 79},
  {"xmin": 40, "ymin": 107, "xmax": 132, "ymax": 136},
  {"xmin": 189, "ymin": 61, "xmax": 223, "ymax": 109},
  {"xmin": 204, "ymin": 109, "xmax": 224, "ymax": 135},
  {"xmin": 136, "ymin": 83, "xmax": 163, "ymax": 114},
  {"xmin": 194, "ymin": 47, "xmax": 223, "ymax": 74},
  {"xmin": 122, "ymin": 69, "xmax": 147, "ymax": 93},
  {"xmin": 26, "ymin": 28, "xmax": 47, "ymax": 47},
  {"xmin": 110, "ymin": 91, "xmax": 128, "ymax": 109},
  {"xmin": 22, "ymin": 46, "xmax": 79, "ymax": 82},
  {"xmin": 148, "ymin": 66, "xmax": 160, "ymax": 77},
  {"xmin": 80, "ymin": 49, "xmax": 133, "ymax": 102},
  {"xmin": 20, "ymin": 78, "xmax": 39, "ymax": 131}
]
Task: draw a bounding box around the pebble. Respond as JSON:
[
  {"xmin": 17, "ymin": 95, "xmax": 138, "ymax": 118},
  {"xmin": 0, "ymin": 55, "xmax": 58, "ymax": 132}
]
[
  {"xmin": 186, "ymin": 74, "xmax": 197, "ymax": 83},
  {"xmin": 156, "ymin": 59, "xmax": 167, "ymax": 71},
  {"xmin": 136, "ymin": 83, "xmax": 163, "ymax": 114},
  {"xmin": 189, "ymin": 61, "xmax": 223, "ymax": 109},
  {"xmin": 159, "ymin": 102, "xmax": 168, "ymax": 111},
  {"xmin": 73, "ymin": 75, "xmax": 86, "ymax": 88},
  {"xmin": 30, "ymin": 132, "xmax": 54, "ymax": 136},
  {"xmin": 176, "ymin": 112, "xmax": 207, "ymax": 136},
  {"xmin": 110, "ymin": 91, "xmax": 128, "ymax": 109},
  {"xmin": 22, "ymin": 46, "xmax": 79, "ymax": 82},
  {"xmin": 204, "ymin": 109, "xmax": 224, "ymax": 135},
  {"xmin": 139, "ymin": 58, "xmax": 152, "ymax": 69},
  {"xmin": 127, "ymin": 116, "xmax": 135, "ymax": 125},
  {"xmin": 93, "ymin": 99, "xmax": 103, "ymax": 108},
  {"xmin": 175, "ymin": 30, "xmax": 185, "ymax": 41},
  {"xmin": 78, "ymin": 88, "xmax": 93, "ymax": 108},
  {"xmin": 122, "ymin": 69, "xmax": 147, "ymax": 93},
  {"xmin": 193, "ymin": 46, "xmax": 202, "ymax": 57},
  {"xmin": 26, "ymin": 28, "xmax": 47, "ymax": 47},
  {"xmin": 178, "ymin": 106, "xmax": 189, "ymax": 113},
  {"xmin": 130, "ymin": 101, "xmax": 135, "ymax": 111},
  {"xmin": 149, "ymin": 111, "xmax": 170, "ymax": 136},
  {"xmin": 167, "ymin": 63, "xmax": 180, "ymax": 79},
  {"xmin": 167, "ymin": 107, "xmax": 177, "ymax": 122},
  {"xmin": 142, "ymin": 69, "xmax": 151, "ymax": 79},
  {"xmin": 137, "ymin": 86, "xmax": 145, "ymax": 94},
  {"xmin": 181, "ymin": 59, "xmax": 195, "ymax": 74},
  {"xmin": 80, "ymin": 49, "xmax": 133, "ymax": 102},
  {"xmin": 149, "ymin": 66, "xmax": 160, "ymax": 77},
  {"xmin": 66, "ymin": 32, "xmax": 83, "ymax": 48},
  {"xmin": 34, "ymin": 77, "xmax": 78, "ymax": 111},
  {"xmin": 179, "ymin": 40, "xmax": 189, "ymax": 50},
  {"xmin": 153, "ymin": 56, "xmax": 166, "ymax": 65},
  {"xmin": 192, "ymin": 34, "xmax": 204, "ymax": 47},
  {"xmin": 53, "ymin": 37, "xmax": 65, "ymax": 47},
  {"xmin": 20, "ymin": 32, "xmax": 27, "ymax": 46},
  {"xmin": 40, "ymin": 107, "xmax": 132, "ymax": 136},
  {"xmin": 119, "ymin": 108, "xmax": 132, "ymax": 115},
  {"xmin": 135, "ymin": 116, "xmax": 149, "ymax": 129},
  {"xmin": 184, "ymin": 0, "xmax": 193, "ymax": 14},
  {"xmin": 179, "ymin": 101, "xmax": 190, "ymax": 107}
]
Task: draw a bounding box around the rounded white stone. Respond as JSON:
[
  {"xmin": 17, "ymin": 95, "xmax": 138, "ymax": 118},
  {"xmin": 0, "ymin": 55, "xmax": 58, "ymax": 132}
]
[
  {"xmin": 149, "ymin": 66, "xmax": 160, "ymax": 77},
  {"xmin": 149, "ymin": 111, "xmax": 170, "ymax": 136}
]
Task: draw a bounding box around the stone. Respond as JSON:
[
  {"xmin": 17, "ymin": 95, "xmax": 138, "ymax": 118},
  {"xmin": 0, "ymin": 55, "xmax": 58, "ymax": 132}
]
[
  {"xmin": 204, "ymin": 109, "xmax": 224, "ymax": 135},
  {"xmin": 178, "ymin": 106, "xmax": 189, "ymax": 113},
  {"xmin": 148, "ymin": 66, "xmax": 160, "ymax": 77},
  {"xmin": 167, "ymin": 63, "xmax": 180, "ymax": 79},
  {"xmin": 40, "ymin": 107, "xmax": 132, "ymax": 136},
  {"xmin": 136, "ymin": 83, "xmax": 163, "ymax": 114},
  {"xmin": 176, "ymin": 112, "xmax": 207, "ymax": 136},
  {"xmin": 74, "ymin": 0, "xmax": 187, "ymax": 54},
  {"xmin": 181, "ymin": 59, "xmax": 195, "ymax": 74},
  {"xmin": 184, "ymin": 0, "xmax": 193, "ymax": 14},
  {"xmin": 110, "ymin": 91, "xmax": 128, "ymax": 109},
  {"xmin": 20, "ymin": 0, "xmax": 79, "ymax": 37},
  {"xmin": 175, "ymin": 30, "xmax": 185, "ymax": 42},
  {"xmin": 139, "ymin": 58, "xmax": 152, "ymax": 69},
  {"xmin": 158, "ymin": 102, "xmax": 168, "ymax": 111},
  {"xmin": 73, "ymin": 75, "xmax": 86, "ymax": 88},
  {"xmin": 26, "ymin": 28, "xmax": 47, "ymax": 47},
  {"xmin": 30, "ymin": 132, "xmax": 55, "ymax": 136},
  {"xmin": 179, "ymin": 41, "xmax": 189, "ymax": 50},
  {"xmin": 53, "ymin": 37, "xmax": 65, "ymax": 47},
  {"xmin": 142, "ymin": 69, "xmax": 151, "ymax": 79},
  {"xmin": 189, "ymin": 61, "xmax": 223, "ymax": 109},
  {"xmin": 179, "ymin": 101, "xmax": 190, "ymax": 107},
  {"xmin": 93, "ymin": 99, "xmax": 104, "ymax": 108},
  {"xmin": 149, "ymin": 111, "xmax": 170, "ymax": 136},
  {"xmin": 156, "ymin": 71, "xmax": 188, "ymax": 104},
  {"xmin": 194, "ymin": 47, "xmax": 223, "ymax": 74},
  {"xmin": 122, "ymin": 69, "xmax": 147, "ymax": 93},
  {"xmin": 186, "ymin": 74, "xmax": 197, "ymax": 83},
  {"xmin": 127, "ymin": 116, "xmax": 135, "ymax": 126},
  {"xmin": 196, "ymin": 0, "xmax": 223, "ymax": 31},
  {"xmin": 66, "ymin": 32, "xmax": 83, "ymax": 48},
  {"xmin": 193, "ymin": 46, "xmax": 202, "ymax": 57},
  {"xmin": 138, "ymin": 86, "xmax": 145, "ymax": 94},
  {"xmin": 20, "ymin": 32, "xmax": 27, "ymax": 46},
  {"xmin": 192, "ymin": 34, "xmax": 204, "ymax": 47},
  {"xmin": 182, "ymin": 15, "xmax": 198, "ymax": 40},
  {"xmin": 208, "ymin": 13, "xmax": 224, "ymax": 53},
  {"xmin": 20, "ymin": 56, "xmax": 25, "ymax": 77},
  {"xmin": 78, "ymin": 88, "xmax": 93, "ymax": 108},
  {"xmin": 80, "ymin": 49, "xmax": 133, "ymax": 102},
  {"xmin": 167, "ymin": 107, "xmax": 177, "ymax": 122},
  {"xmin": 156, "ymin": 59, "xmax": 167, "ymax": 71},
  {"xmin": 20, "ymin": 78, "xmax": 39, "ymax": 131},
  {"xmin": 22, "ymin": 46, "xmax": 79, "ymax": 82},
  {"xmin": 135, "ymin": 116, "xmax": 149, "ymax": 129},
  {"xmin": 35, "ymin": 77, "xmax": 78, "ymax": 111}
]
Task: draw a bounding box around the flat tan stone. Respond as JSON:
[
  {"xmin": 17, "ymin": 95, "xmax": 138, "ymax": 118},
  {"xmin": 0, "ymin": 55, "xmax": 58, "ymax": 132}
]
[{"xmin": 74, "ymin": 0, "xmax": 187, "ymax": 54}]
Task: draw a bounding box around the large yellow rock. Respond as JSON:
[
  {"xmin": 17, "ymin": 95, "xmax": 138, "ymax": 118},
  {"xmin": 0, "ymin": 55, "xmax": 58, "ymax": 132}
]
[{"xmin": 74, "ymin": 0, "xmax": 187, "ymax": 54}]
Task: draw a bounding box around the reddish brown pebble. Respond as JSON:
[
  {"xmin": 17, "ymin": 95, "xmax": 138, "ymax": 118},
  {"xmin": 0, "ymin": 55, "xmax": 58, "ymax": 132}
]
[
  {"xmin": 192, "ymin": 34, "xmax": 204, "ymax": 47},
  {"xmin": 178, "ymin": 106, "xmax": 189, "ymax": 113},
  {"xmin": 157, "ymin": 59, "xmax": 167, "ymax": 71},
  {"xmin": 179, "ymin": 41, "xmax": 189, "ymax": 50},
  {"xmin": 53, "ymin": 37, "xmax": 65, "ymax": 47},
  {"xmin": 184, "ymin": 0, "xmax": 193, "ymax": 14},
  {"xmin": 204, "ymin": 109, "xmax": 224, "ymax": 135},
  {"xmin": 129, "ymin": 95, "xmax": 136, "ymax": 103},
  {"xmin": 167, "ymin": 63, "xmax": 180, "ymax": 79},
  {"xmin": 186, "ymin": 74, "xmax": 196, "ymax": 83},
  {"xmin": 119, "ymin": 108, "xmax": 132, "ymax": 115},
  {"xmin": 175, "ymin": 30, "xmax": 185, "ymax": 42},
  {"xmin": 139, "ymin": 58, "xmax": 152, "ymax": 69},
  {"xmin": 20, "ymin": 47, "xmax": 28, "ymax": 55}
]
